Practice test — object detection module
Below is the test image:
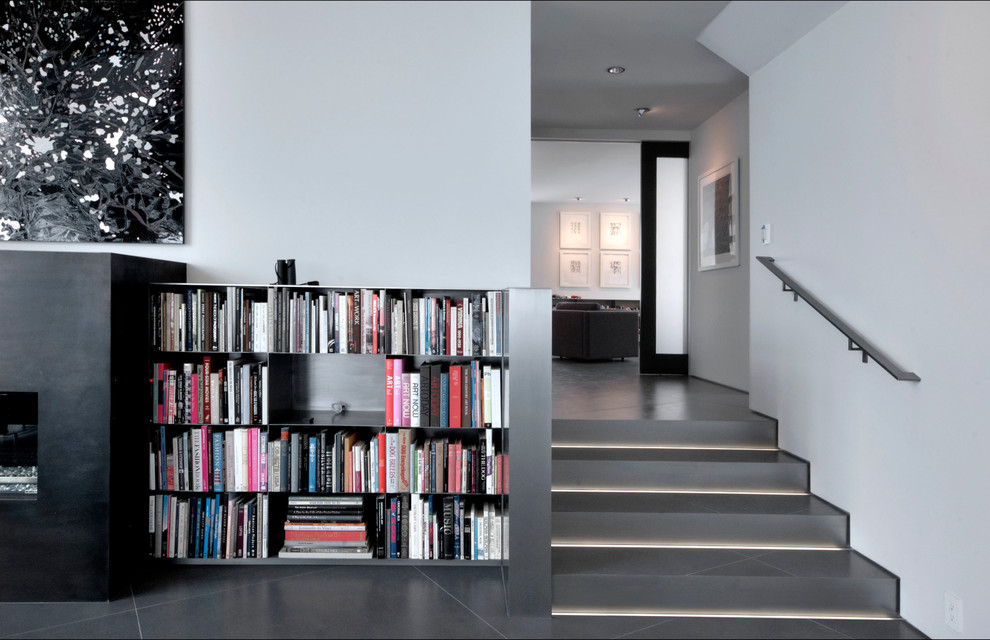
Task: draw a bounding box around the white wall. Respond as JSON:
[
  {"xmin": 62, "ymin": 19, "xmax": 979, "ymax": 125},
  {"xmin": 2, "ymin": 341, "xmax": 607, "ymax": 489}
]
[
  {"xmin": 688, "ymin": 91, "xmax": 749, "ymax": 391},
  {"xmin": 750, "ymin": 3, "xmax": 990, "ymax": 637},
  {"xmin": 531, "ymin": 202, "xmax": 640, "ymax": 301},
  {"xmin": 0, "ymin": 1, "xmax": 532, "ymax": 289}
]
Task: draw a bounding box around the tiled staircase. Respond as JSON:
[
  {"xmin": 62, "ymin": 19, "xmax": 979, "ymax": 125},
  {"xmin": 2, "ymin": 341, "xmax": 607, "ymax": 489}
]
[{"xmin": 550, "ymin": 416, "xmax": 905, "ymax": 621}]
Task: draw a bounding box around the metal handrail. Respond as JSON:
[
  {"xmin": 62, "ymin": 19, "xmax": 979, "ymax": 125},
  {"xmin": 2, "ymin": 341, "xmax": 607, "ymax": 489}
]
[{"xmin": 756, "ymin": 256, "xmax": 920, "ymax": 382}]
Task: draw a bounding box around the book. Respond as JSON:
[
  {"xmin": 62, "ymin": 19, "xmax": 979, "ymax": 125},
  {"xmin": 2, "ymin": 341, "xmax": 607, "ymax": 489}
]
[
  {"xmin": 419, "ymin": 364, "xmax": 432, "ymax": 427},
  {"xmin": 385, "ymin": 358, "xmax": 395, "ymax": 427},
  {"xmin": 392, "ymin": 358, "xmax": 404, "ymax": 427},
  {"xmin": 278, "ymin": 546, "xmax": 373, "ymax": 559},
  {"xmin": 401, "ymin": 372, "xmax": 411, "ymax": 427},
  {"xmin": 449, "ymin": 365, "xmax": 461, "ymax": 428},
  {"xmin": 410, "ymin": 372, "xmax": 421, "ymax": 428},
  {"xmin": 308, "ymin": 436, "xmax": 318, "ymax": 493},
  {"xmin": 284, "ymin": 529, "xmax": 367, "ymax": 542},
  {"xmin": 461, "ymin": 364, "xmax": 472, "ymax": 428},
  {"xmin": 397, "ymin": 429, "xmax": 411, "ymax": 493},
  {"xmin": 483, "ymin": 365, "xmax": 493, "ymax": 428}
]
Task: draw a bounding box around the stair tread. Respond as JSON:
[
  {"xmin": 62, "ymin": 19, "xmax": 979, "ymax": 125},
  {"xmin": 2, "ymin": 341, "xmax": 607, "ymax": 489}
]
[
  {"xmin": 552, "ymin": 547, "xmax": 895, "ymax": 580},
  {"xmin": 553, "ymin": 448, "xmax": 804, "ymax": 463},
  {"xmin": 552, "ymin": 492, "xmax": 844, "ymax": 516}
]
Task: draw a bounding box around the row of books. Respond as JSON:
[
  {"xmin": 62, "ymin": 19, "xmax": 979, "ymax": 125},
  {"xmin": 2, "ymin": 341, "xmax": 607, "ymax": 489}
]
[
  {"xmin": 278, "ymin": 495, "xmax": 371, "ymax": 559},
  {"xmin": 389, "ymin": 291, "xmax": 503, "ymax": 357},
  {"xmin": 151, "ymin": 288, "xmax": 504, "ymax": 357},
  {"xmin": 150, "ymin": 493, "xmax": 269, "ymax": 559},
  {"xmin": 151, "ymin": 426, "xmax": 271, "ymax": 493},
  {"xmin": 374, "ymin": 495, "xmax": 505, "ymax": 560},
  {"xmin": 152, "ymin": 357, "xmax": 268, "ymax": 425},
  {"xmin": 272, "ymin": 428, "xmax": 506, "ymax": 495},
  {"xmin": 386, "ymin": 359, "xmax": 502, "ymax": 429},
  {"xmin": 152, "ymin": 426, "xmax": 506, "ymax": 496}
]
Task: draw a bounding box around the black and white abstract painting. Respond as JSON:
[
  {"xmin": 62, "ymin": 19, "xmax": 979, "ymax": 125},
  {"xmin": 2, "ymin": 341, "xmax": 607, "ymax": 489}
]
[
  {"xmin": 0, "ymin": 0, "xmax": 183, "ymax": 243},
  {"xmin": 698, "ymin": 159, "xmax": 739, "ymax": 271}
]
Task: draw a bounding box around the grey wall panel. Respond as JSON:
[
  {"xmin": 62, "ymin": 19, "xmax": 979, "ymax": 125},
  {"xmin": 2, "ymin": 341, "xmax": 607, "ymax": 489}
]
[
  {"xmin": 0, "ymin": 251, "xmax": 185, "ymax": 601},
  {"xmin": 505, "ymin": 288, "xmax": 552, "ymax": 617}
]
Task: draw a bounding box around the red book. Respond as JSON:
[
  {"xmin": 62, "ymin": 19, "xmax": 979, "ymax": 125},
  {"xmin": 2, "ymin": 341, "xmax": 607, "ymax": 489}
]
[
  {"xmin": 248, "ymin": 427, "xmax": 259, "ymax": 492},
  {"xmin": 203, "ymin": 356, "xmax": 212, "ymax": 424},
  {"xmin": 393, "ymin": 359, "xmax": 404, "ymax": 427},
  {"xmin": 283, "ymin": 529, "xmax": 367, "ymax": 542},
  {"xmin": 190, "ymin": 373, "xmax": 200, "ymax": 424},
  {"xmin": 454, "ymin": 443, "xmax": 462, "ymax": 493},
  {"xmin": 449, "ymin": 365, "xmax": 462, "ymax": 428},
  {"xmin": 385, "ymin": 359, "xmax": 395, "ymax": 427},
  {"xmin": 156, "ymin": 363, "xmax": 165, "ymax": 423}
]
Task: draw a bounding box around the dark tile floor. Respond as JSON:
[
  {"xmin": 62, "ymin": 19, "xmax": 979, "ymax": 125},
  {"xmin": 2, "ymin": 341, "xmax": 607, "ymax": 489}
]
[{"xmin": 0, "ymin": 358, "xmax": 928, "ymax": 639}]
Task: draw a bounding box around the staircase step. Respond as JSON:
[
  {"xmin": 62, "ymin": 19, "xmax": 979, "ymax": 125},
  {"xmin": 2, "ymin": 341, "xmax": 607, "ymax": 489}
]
[
  {"xmin": 552, "ymin": 449, "xmax": 808, "ymax": 493},
  {"xmin": 552, "ymin": 493, "xmax": 848, "ymax": 548},
  {"xmin": 553, "ymin": 418, "xmax": 777, "ymax": 449},
  {"xmin": 552, "ymin": 547, "xmax": 898, "ymax": 619}
]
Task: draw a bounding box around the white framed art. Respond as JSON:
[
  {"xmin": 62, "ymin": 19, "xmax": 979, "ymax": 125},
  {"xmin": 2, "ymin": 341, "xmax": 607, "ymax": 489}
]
[
  {"xmin": 699, "ymin": 159, "xmax": 739, "ymax": 271},
  {"xmin": 559, "ymin": 211, "xmax": 591, "ymax": 249},
  {"xmin": 559, "ymin": 250, "xmax": 590, "ymax": 287},
  {"xmin": 600, "ymin": 251, "xmax": 630, "ymax": 288},
  {"xmin": 600, "ymin": 212, "xmax": 631, "ymax": 250}
]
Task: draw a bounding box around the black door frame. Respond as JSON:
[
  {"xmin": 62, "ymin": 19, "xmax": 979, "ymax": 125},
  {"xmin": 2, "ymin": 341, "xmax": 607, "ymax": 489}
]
[{"xmin": 640, "ymin": 140, "xmax": 690, "ymax": 375}]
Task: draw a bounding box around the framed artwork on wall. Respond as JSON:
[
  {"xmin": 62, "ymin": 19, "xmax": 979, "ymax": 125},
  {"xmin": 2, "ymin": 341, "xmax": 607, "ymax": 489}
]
[
  {"xmin": 600, "ymin": 212, "xmax": 631, "ymax": 250},
  {"xmin": 600, "ymin": 251, "xmax": 631, "ymax": 288},
  {"xmin": 698, "ymin": 159, "xmax": 739, "ymax": 271},
  {"xmin": 0, "ymin": 1, "xmax": 185, "ymax": 243},
  {"xmin": 559, "ymin": 251, "xmax": 590, "ymax": 287},
  {"xmin": 559, "ymin": 211, "xmax": 590, "ymax": 249}
]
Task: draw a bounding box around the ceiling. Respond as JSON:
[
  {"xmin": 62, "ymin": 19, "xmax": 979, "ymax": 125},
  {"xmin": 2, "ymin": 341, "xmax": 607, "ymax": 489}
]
[
  {"xmin": 530, "ymin": 1, "xmax": 847, "ymax": 203},
  {"xmin": 531, "ymin": 1, "xmax": 749, "ymax": 137}
]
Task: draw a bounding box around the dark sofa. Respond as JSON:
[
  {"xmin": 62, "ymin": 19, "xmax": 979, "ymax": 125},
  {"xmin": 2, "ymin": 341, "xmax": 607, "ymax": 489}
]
[{"xmin": 552, "ymin": 301, "xmax": 639, "ymax": 360}]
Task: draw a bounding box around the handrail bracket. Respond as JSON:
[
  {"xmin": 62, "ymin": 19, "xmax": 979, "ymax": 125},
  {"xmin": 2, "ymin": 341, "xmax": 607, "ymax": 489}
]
[
  {"xmin": 782, "ymin": 283, "xmax": 799, "ymax": 302},
  {"xmin": 847, "ymin": 338, "xmax": 869, "ymax": 364}
]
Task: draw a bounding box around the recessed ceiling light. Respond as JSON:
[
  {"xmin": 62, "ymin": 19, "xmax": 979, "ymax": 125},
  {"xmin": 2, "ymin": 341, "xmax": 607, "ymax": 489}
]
[
  {"xmin": 635, "ymin": 107, "xmax": 650, "ymax": 117},
  {"xmin": 574, "ymin": 196, "xmax": 582, "ymax": 201},
  {"xmin": 607, "ymin": 66, "xmax": 625, "ymax": 75},
  {"xmin": 623, "ymin": 198, "xmax": 630, "ymax": 202}
]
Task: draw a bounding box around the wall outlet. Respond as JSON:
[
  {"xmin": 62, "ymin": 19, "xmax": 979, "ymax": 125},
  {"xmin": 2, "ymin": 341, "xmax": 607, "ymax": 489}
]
[{"xmin": 945, "ymin": 591, "xmax": 963, "ymax": 632}]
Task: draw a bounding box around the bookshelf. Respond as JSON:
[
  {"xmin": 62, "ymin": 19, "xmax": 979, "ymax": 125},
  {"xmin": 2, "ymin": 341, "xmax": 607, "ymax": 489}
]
[{"xmin": 147, "ymin": 284, "xmax": 510, "ymax": 564}]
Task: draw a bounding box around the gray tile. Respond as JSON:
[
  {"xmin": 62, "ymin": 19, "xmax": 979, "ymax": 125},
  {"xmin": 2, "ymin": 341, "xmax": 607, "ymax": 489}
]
[
  {"xmin": 1, "ymin": 610, "xmax": 141, "ymax": 639},
  {"xmin": 130, "ymin": 563, "xmax": 331, "ymax": 608},
  {"xmin": 812, "ymin": 618, "xmax": 928, "ymax": 639},
  {"xmin": 552, "ymin": 547, "xmax": 753, "ymax": 576},
  {"xmin": 0, "ymin": 600, "xmax": 134, "ymax": 638},
  {"xmin": 415, "ymin": 566, "xmax": 508, "ymax": 622},
  {"xmin": 135, "ymin": 566, "xmax": 503, "ymax": 639},
  {"xmin": 754, "ymin": 551, "xmax": 895, "ymax": 579},
  {"xmin": 619, "ymin": 616, "xmax": 851, "ymax": 639},
  {"xmin": 690, "ymin": 559, "xmax": 794, "ymax": 578}
]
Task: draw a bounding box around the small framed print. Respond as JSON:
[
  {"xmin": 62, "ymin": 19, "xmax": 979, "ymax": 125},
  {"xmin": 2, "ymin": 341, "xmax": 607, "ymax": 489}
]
[
  {"xmin": 559, "ymin": 211, "xmax": 590, "ymax": 249},
  {"xmin": 600, "ymin": 251, "xmax": 630, "ymax": 288},
  {"xmin": 600, "ymin": 212, "xmax": 631, "ymax": 250},
  {"xmin": 560, "ymin": 251, "xmax": 590, "ymax": 287}
]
